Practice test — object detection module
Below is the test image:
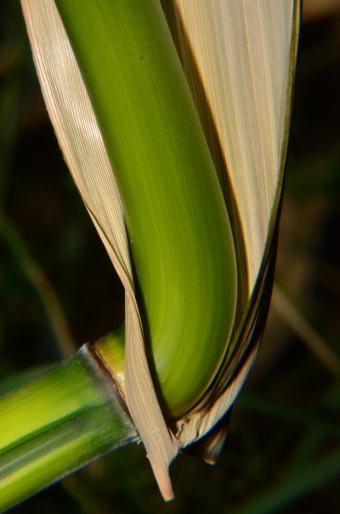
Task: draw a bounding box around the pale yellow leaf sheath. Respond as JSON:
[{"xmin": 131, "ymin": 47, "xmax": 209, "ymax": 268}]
[
  {"xmin": 163, "ymin": 0, "xmax": 300, "ymax": 447},
  {"xmin": 21, "ymin": 0, "xmax": 178, "ymax": 499}
]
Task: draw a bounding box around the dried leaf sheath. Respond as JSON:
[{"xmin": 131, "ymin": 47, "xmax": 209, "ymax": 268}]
[
  {"xmin": 167, "ymin": 0, "xmax": 300, "ymax": 448},
  {"xmin": 166, "ymin": 0, "xmax": 296, "ymax": 294},
  {"xmin": 21, "ymin": 0, "xmax": 178, "ymax": 499}
]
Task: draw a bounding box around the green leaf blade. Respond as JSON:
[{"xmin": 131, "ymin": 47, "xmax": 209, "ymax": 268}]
[{"xmin": 54, "ymin": 0, "xmax": 237, "ymax": 417}]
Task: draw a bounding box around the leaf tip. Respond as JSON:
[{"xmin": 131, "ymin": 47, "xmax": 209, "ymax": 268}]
[{"xmin": 148, "ymin": 459, "xmax": 175, "ymax": 501}]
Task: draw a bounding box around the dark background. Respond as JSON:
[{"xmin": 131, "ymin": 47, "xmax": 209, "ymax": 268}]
[{"xmin": 1, "ymin": 1, "xmax": 340, "ymax": 513}]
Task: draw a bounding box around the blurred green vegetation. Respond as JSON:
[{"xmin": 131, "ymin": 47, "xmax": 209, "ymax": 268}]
[{"xmin": 0, "ymin": 2, "xmax": 339, "ymax": 513}]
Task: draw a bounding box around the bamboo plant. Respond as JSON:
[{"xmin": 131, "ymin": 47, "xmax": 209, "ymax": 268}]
[{"xmin": 0, "ymin": 0, "xmax": 300, "ymax": 510}]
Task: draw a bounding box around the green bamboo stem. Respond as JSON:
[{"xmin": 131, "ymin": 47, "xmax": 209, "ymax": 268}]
[{"xmin": 0, "ymin": 342, "xmax": 137, "ymax": 512}]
